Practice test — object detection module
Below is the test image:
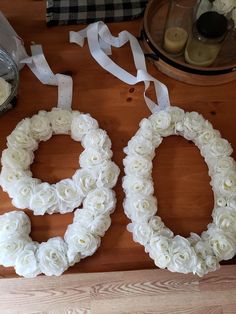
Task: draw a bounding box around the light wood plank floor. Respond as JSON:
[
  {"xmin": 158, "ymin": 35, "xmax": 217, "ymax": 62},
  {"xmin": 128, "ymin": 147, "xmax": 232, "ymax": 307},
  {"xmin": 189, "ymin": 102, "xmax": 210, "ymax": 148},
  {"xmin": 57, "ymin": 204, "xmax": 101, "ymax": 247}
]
[{"xmin": 0, "ymin": 265, "xmax": 236, "ymax": 314}]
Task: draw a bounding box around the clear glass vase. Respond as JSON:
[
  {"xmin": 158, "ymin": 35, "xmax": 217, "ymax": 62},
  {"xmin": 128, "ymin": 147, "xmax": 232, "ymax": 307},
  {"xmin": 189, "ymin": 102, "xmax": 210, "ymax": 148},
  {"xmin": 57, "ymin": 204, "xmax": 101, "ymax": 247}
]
[
  {"xmin": 0, "ymin": 48, "xmax": 19, "ymax": 115},
  {"xmin": 163, "ymin": 0, "xmax": 196, "ymax": 56}
]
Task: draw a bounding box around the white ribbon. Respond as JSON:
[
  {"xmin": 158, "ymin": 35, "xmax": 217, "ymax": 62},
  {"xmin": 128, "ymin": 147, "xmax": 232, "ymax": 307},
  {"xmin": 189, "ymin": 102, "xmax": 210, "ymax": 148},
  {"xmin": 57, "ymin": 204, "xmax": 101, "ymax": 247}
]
[
  {"xmin": 70, "ymin": 21, "xmax": 170, "ymax": 113},
  {"xmin": 20, "ymin": 45, "xmax": 72, "ymax": 110}
]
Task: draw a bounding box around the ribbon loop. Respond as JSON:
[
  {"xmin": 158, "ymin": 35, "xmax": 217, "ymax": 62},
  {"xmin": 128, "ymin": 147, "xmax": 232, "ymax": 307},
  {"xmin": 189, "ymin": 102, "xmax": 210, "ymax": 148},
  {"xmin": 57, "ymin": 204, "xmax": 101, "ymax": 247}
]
[
  {"xmin": 21, "ymin": 45, "xmax": 73, "ymax": 110},
  {"xmin": 70, "ymin": 21, "xmax": 170, "ymax": 113}
]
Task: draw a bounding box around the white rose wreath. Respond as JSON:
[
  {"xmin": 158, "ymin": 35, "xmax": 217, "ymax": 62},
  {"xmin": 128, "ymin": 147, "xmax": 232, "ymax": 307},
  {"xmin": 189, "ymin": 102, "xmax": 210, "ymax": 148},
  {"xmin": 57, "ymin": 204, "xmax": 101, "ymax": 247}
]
[
  {"xmin": 0, "ymin": 108, "xmax": 119, "ymax": 215},
  {"xmin": 0, "ymin": 46, "xmax": 120, "ymax": 277},
  {"xmin": 72, "ymin": 21, "xmax": 236, "ymax": 276},
  {"xmin": 123, "ymin": 107, "xmax": 236, "ymax": 277}
]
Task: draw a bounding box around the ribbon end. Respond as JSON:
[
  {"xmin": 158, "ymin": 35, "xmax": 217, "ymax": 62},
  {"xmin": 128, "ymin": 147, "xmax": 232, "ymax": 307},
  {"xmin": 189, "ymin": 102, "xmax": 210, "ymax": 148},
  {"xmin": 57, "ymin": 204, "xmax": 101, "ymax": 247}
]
[{"xmin": 69, "ymin": 31, "xmax": 85, "ymax": 47}]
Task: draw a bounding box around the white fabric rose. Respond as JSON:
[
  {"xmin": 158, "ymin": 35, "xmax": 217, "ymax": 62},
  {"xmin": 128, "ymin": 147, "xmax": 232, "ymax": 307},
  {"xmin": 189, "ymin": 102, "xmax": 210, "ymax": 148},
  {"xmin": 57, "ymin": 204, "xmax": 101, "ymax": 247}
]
[
  {"xmin": 148, "ymin": 235, "xmax": 172, "ymax": 269},
  {"xmin": 71, "ymin": 112, "xmax": 98, "ymax": 141},
  {"xmin": 138, "ymin": 118, "xmax": 153, "ymax": 141},
  {"xmin": 181, "ymin": 112, "xmax": 211, "ymax": 140},
  {"xmin": 213, "ymin": 207, "xmax": 236, "ymax": 234},
  {"xmin": 0, "ymin": 167, "xmax": 32, "ymax": 193},
  {"xmin": 30, "ymin": 183, "xmax": 58, "ymax": 215},
  {"xmin": 11, "ymin": 177, "xmax": 40, "ymax": 209},
  {"xmin": 194, "ymin": 253, "xmax": 220, "ymax": 277},
  {"xmin": 122, "ymin": 176, "xmax": 154, "ymax": 196},
  {"xmin": 0, "ymin": 211, "xmax": 31, "ymax": 240},
  {"xmin": 168, "ymin": 236, "xmax": 197, "ymax": 274},
  {"xmin": 212, "ymin": 171, "xmax": 236, "ymax": 196},
  {"xmin": 149, "ymin": 110, "xmax": 172, "ymax": 135},
  {"xmin": 208, "ymin": 156, "xmax": 236, "ymax": 176},
  {"xmin": 124, "ymin": 196, "xmax": 157, "ymax": 221},
  {"xmin": 80, "ymin": 147, "xmax": 112, "ymax": 168},
  {"xmin": 213, "ymin": 0, "xmax": 235, "ymax": 14},
  {"xmin": 55, "ymin": 179, "xmax": 82, "ymax": 213},
  {"xmin": 1, "ymin": 147, "xmax": 34, "ymax": 170},
  {"xmin": 83, "ymin": 188, "xmax": 116, "ymax": 215},
  {"xmin": 30, "ymin": 111, "xmax": 52, "ymax": 141},
  {"xmin": 72, "ymin": 169, "xmax": 97, "ymax": 196},
  {"xmin": 64, "ymin": 224, "xmax": 101, "ymax": 257},
  {"xmin": 168, "ymin": 106, "xmax": 185, "ymax": 128},
  {"xmin": 138, "ymin": 118, "xmax": 163, "ymax": 147},
  {"xmin": 205, "ymin": 255, "xmax": 220, "ymax": 272},
  {"xmin": 202, "ymin": 226, "xmax": 236, "ymax": 260},
  {"xmin": 48, "ymin": 108, "xmax": 72, "ymax": 134},
  {"xmin": 0, "ymin": 236, "xmax": 31, "ymax": 267},
  {"xmin": 37, "ymin": 237, "xmax": 69, "ymax": 276},
  {"xmin": 127, "ymin": 221, "xmax": 153, "ymax": 245},
  {"xmin": 95, "ymin": 161, "xmax": 120, "ymax": 188},
  {"xmin": 195, "ymin": 129, "xmax": 220, "ymax": 147},
  {"xmin": 0, "ymin": 77, "xmax": 11, "ymax": 106},
  {"xmin": 15, "ymin": 118, "xmax": 31, "ymax": 132},
  {"xmin": 194, "ymin": 240, "xmax": 213, "ymax": 260},
  {"xmin": 15, "ymin": 242, "xmax": 41, "ymax": 278},
  {"xmin": 193, "ymin": 258, "xmax": 208, "ymax": 277},
  {"xmin": 124, "ymin": 135, "xmax": 155, "ymax": 159},
  {"xmin": 148, "ymin": 216, "xmax": 164, "ymax": 233},
  {"xmin": 188, "ymin": 232, "xmax": 202, "ymax": 246},
  {"xmin": 228, "ymin": 195, "xmax": 236, "ymax": 210},
  {"xmin": 74, "ymin": 208, "xmax": 111, "ymax": 237},
  {"xmin": 67, "ymin": 249, "xmax": 81, "ymax": 266},
  {"xmin": 123, "ymin": 155, "xmax": 152, "ymax": 178},
  {"xmin": 7, "ymin": 119, "xmax": 38, "ymax": 151},
  {"xmin": 81, "ymin": 128, "xmax": 111, "ymax": 150},
  {"xmin": 202, "ymin": 138, "xmax": 233, "ymax": 159},
  {"xmin": 215, "ymin": 196, "xmax": 227, "ymax": 208}
]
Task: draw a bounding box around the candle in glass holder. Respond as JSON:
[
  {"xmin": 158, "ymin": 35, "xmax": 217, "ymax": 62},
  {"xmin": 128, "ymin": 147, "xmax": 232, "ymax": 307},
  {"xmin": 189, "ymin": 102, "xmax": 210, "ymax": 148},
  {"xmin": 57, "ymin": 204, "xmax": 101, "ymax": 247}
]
[
  {"xmin": 184, "ymin": 39, "xmax": 221, "ymax": 66},
  {"xmin": 164, "ymin": 27, "xmax": 188, "ymax": 54},
  {"xmin": 163, "ymin": 0, "xmax": 195, "ymax": 55},
  {"xmin": 184, "ymin": 11, "xmax": 228, "ymax": 67}
]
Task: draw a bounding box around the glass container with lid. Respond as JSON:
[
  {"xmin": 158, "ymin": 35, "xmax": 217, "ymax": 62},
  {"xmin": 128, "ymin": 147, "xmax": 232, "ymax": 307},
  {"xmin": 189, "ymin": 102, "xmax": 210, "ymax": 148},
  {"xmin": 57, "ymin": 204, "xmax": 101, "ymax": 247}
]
[{"xmin": 185, "ymin": 10, "xmax": 230, "ymax": 66}]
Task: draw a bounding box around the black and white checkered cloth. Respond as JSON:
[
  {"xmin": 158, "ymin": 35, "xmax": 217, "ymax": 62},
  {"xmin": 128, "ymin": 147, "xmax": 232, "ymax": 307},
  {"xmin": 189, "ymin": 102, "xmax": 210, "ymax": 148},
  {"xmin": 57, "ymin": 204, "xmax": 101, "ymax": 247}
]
[{"xmin": 46, "ymin": 0, "xmax": 148, "ymax": 26}]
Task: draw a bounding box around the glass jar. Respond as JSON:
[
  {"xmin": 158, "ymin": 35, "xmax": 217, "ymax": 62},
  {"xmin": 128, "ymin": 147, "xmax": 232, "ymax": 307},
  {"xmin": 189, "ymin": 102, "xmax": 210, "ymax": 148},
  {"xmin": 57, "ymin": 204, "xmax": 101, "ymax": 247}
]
[
  {"xmin": 0, "ymin": 48, "xmax": 19, "ymax": 115},
  {"xmin": 185, "ymin": 11, "xmax": 229, "ymax": 66},
  {"xmin": 163, "ymin": 0, "xmax": 196, "ymax": 56}
]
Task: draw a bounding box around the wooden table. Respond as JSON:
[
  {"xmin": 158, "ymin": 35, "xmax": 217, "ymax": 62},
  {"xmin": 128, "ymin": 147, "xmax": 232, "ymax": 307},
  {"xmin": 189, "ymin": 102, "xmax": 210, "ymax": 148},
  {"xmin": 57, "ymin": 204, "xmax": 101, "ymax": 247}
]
[
  {"xmin": 1, "ymin": 265, "xmax": 236, "ymax": 313},
  {"xmin": 1, "ymin": 0, "xmax": 236, "ymax": 278}
]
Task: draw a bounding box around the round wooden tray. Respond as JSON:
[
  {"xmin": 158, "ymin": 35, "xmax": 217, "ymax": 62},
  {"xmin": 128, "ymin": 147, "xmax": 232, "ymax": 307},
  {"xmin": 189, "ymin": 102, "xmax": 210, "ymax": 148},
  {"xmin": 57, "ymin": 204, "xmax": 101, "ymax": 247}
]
[{"xmin": 141, "ymin": 0, "xmax": 236, "ymax": 85}]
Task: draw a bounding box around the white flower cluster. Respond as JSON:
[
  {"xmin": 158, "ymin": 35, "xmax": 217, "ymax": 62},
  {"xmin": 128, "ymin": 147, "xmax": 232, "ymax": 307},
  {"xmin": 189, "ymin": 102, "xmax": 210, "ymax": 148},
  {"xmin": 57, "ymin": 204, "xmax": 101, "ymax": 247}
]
[
  {"xmin": 0, "ymin": 205, "xmax": 115, "ymax": 277},
  {"xmin": 0, "ymin": 108, "xmax": 120, "ymax": 215},
  {"xmin": 0, "ymin": 108, "xmax": 119, "ymax": 277},
  {"xmin": 199, "ymin": 0, "xmax": 236, "ymax": 27},
  {"xmin": 123, "ymin": 107, "xmax": 236, "ymax": 276},
  {"xmin": 217, "ymin": 0, "xmax": 236, "ymax": 28}
]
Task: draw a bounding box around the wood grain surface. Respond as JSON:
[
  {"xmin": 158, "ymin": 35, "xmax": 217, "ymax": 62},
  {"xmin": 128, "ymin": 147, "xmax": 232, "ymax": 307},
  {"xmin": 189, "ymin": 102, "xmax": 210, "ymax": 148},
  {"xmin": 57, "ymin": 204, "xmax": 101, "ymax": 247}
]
[
  {"xmin": 1, "ymin": 265, "xmax": 236, "ymax": 313},
  {"xmin": 0, "ymin": 0, "xmax": 236, "ymax": 278}
]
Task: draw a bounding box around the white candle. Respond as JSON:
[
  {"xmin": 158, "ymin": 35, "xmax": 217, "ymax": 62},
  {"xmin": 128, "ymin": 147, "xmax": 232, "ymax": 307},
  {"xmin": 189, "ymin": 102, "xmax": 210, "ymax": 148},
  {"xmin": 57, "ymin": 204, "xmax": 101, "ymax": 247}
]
[
  {"xmin": 0, "ymin": 77, "xmax": 11, "ymax": 106},
  {"xmin": 163, "ymin": 27, "xmax": 188, "ymax": 54},
  {"xmin": 184, "ymin": 38, "xmax": 221, "ymax": 67}
]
